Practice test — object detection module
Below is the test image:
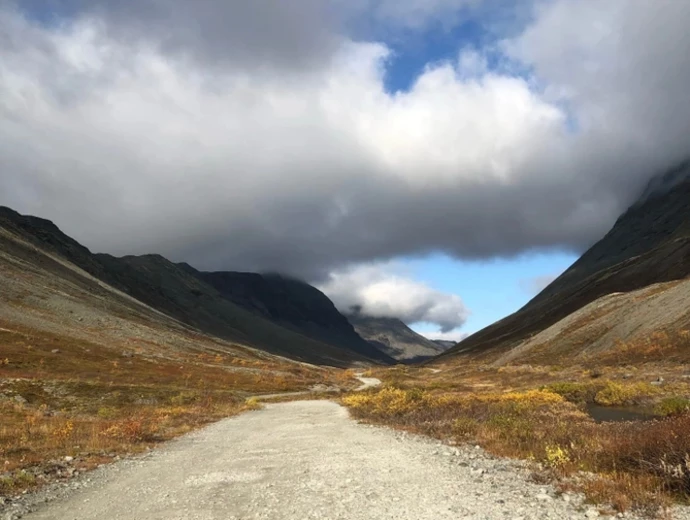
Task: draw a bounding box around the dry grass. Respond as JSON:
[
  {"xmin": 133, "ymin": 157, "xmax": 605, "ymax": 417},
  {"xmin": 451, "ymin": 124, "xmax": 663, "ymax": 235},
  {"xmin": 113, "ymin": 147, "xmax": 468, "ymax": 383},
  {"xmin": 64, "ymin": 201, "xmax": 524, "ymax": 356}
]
[
  {"xmin": 587, "ymin": 330, "xmax": 690, "ymax": 366},
  {"xmin": 0, "ymin": 324, "xmax": 329, "ymax": 394},
  {"xmin": 342, "ymin": 372, "xmax": 690, "ymax": 516},
  {"xmin": 0, "ymin": 323, "xmax": 345, "ymax": 497},
  {"xmin": 0, "ymin": 395, "xmax": 253, "ymax": 494}
]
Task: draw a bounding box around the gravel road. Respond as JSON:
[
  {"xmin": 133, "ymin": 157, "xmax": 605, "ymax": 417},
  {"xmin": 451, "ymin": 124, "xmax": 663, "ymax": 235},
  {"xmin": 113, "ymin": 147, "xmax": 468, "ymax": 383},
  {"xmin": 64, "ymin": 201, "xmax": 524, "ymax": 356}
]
[
  {"xmin": 354, "ymin": 375, "xmax": 381, "ymax": 391},
  {"xmin": 8, "ymin": 400, "xmax": 669, "ymax": 520}
]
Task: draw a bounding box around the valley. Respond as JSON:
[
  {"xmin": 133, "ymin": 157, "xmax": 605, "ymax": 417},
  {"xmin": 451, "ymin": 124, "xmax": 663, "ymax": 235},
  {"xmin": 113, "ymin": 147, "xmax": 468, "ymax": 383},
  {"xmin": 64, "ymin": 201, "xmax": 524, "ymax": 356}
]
[{"xmin": 2, "ymin": 162, "xmax": 690, "ymax": 519}]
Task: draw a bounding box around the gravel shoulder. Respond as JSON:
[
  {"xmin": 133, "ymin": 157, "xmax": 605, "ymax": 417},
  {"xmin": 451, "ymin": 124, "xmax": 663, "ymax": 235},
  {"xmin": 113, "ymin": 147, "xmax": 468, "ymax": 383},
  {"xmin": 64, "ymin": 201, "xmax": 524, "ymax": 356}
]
[{"xmin": 4, "ymin": 400, "xmax": 673, "ymax": 520}]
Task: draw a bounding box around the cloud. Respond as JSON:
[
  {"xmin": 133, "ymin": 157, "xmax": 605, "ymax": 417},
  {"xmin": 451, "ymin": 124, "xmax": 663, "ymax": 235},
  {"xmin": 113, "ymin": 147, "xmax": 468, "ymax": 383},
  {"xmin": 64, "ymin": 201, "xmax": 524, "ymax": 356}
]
[
  {"xmin": 12, "ymin": 0, "xmax": 340, "ymax": 72},
  {"xmin": 318, "ymin": 263, "xmax": 469, "ymax": 332},
  {"xmin": 343, "ymin": 0, "xmax": 484, "ymax": 32},
  {"xmin": 0, "ymin": 1, "xmax": 689, "ymax": 284},
  {"xmin": 341, "ymin": 0, "xmax": 530, "ymax": 39},
  {"xmin": 505, "ymin": 0, "xmax": 690, "ymax": 172},
  {"xmin": 418, "ymin": 329, "xmax": 469, "ymax": 343},
  {"xmin": 519, "ymin": 274, "xmax": 557, "ymax": 296}
]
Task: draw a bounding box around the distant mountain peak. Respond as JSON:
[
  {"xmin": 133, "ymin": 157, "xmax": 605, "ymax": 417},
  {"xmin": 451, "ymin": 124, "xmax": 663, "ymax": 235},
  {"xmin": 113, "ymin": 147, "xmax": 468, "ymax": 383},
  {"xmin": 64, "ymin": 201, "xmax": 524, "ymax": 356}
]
[{"xmin": 346, "ymin": 313, "xmax": 450, "ymax": 361}]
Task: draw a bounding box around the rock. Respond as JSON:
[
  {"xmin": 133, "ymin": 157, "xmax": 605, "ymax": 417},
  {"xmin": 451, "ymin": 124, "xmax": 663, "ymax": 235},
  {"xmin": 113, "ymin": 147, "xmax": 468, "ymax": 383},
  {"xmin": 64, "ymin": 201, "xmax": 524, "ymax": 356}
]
[
  {"xmin": 13, "ymin": 395, "xmax": 27, "ymax": 404},
  {"xmin": 536, "ymin": 493, "xmax": 552, "ymax": 501},
  {"xmin": 622, "ymin": 373, "xmax": 634, "ymax": 379},
  {"xmin": 584, "ymin": 509, "xmax": 599, "ymax": 518},
  {"xmin": 64, "ymin": 456, "xmax": 74, "ymax": 462},
  {"xmin": 51, "ymin": 349, "xmax": 60, "ymax": 354}
]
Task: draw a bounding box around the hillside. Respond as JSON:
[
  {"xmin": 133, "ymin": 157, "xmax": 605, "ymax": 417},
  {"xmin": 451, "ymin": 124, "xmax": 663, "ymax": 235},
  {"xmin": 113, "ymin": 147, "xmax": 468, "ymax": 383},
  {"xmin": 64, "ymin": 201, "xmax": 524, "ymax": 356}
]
[
  {"xmin": 198, "ymin": 271, "xmax": 394, "ymax": 364},
  {"xmin": 0, "ymin": 206, "xmax": 389, "ymax": 367},
  {"xmin": 0, "ymin": 205, "xmax": 372, "ymax": 501},
  {"xmin": 346, "ymin": 312, "xmax": 448, "ymax": 361},
  {"xmin": 439, "ymin": 161, "xmax": 690, "ymax": 364}
]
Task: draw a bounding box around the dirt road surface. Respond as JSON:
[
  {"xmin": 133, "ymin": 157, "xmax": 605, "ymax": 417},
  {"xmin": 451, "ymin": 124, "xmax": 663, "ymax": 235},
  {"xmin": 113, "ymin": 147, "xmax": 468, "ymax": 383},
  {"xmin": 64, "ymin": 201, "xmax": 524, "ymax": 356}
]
[
  {"xmin": 15, "ymin": 400, "xmax": 654, "ymax": 520},
  {"xmin": 353, "ymin": 375, "xmax": 381, "ymax": 391}
]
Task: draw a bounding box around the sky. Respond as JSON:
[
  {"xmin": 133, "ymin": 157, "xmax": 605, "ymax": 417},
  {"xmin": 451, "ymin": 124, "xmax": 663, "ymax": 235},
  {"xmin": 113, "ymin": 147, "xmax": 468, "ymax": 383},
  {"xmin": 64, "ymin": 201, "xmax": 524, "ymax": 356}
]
[{"xmin": 2, "ymin": 0, "xmax": 690, "ymax": 341}]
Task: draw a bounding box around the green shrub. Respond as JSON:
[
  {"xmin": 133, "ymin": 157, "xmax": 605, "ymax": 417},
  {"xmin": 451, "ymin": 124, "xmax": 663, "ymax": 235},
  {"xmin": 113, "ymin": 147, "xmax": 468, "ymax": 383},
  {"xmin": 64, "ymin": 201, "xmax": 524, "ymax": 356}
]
[
  {"xmin": 594, "ymin": 381, "xmax": 657, "ymax": 406},
  {"xmin": 544, "ymin": 382, "xmax": 600, "ymax": 403},
  {"xmin": 655, "ymin": 397, "xmax": 690, "ymax": 417}
]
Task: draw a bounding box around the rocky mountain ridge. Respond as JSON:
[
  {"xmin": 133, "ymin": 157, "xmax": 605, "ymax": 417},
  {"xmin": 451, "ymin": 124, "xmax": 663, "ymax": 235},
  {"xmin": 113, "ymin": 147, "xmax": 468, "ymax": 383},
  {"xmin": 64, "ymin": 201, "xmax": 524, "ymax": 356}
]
[
  {"xmin": 0, "ymin": 206, "xmax": 393, "ymax": 366},
  {"xmin": 198, "ymin": 271, "xmax": 393, "ymax": 363},
  {"xmin": 346, "ymin": 311, "xmax": 449, "ymax": 362}
]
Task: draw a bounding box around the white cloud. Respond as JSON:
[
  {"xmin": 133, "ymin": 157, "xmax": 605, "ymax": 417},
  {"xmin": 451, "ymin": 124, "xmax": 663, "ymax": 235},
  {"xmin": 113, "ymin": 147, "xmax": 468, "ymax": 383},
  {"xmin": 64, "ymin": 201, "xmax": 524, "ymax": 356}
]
[
  {"xmin": 416, "ymin": 329, "xmax": 469, "ymax": 343},
  {"xmin": 0, "ymin": 7, "xmax": 580, "ymax": 279},
  {"xmin": 505, "ymin": 0, "xmax": 690, "ymax": 164},
  {"xmin": 1, "ymin": 1, "xmax": 689, "ymax": 284},
  {"xmin": 318, "ymin": 263, "xmax": 469, "ymax": 332}
]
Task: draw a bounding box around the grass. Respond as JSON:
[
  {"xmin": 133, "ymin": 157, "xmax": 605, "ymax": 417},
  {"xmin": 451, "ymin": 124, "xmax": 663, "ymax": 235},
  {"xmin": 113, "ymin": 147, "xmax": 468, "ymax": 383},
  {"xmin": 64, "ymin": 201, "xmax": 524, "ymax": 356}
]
[
  {"xmin": 0, "ymin": 322, "xmax": 349, "ymax": 498},
  {"xmin": 588, "ymin": 330, "xmax": 690, "ymax": 366},
  {"xmin": 0, "ymin": 393, "xmax": 251, "ymax": 495},
  {"xmin": 342, "ymin": 366, "xmax": 690, "ymax": 516}
]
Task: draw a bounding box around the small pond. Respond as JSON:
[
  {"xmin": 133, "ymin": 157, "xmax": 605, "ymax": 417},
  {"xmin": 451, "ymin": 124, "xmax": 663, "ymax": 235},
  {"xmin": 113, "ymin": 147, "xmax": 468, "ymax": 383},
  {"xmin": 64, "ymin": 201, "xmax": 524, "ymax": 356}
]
[{"xmin": 585, "ymin": 404, "xmax": 659, "ymax": 423}]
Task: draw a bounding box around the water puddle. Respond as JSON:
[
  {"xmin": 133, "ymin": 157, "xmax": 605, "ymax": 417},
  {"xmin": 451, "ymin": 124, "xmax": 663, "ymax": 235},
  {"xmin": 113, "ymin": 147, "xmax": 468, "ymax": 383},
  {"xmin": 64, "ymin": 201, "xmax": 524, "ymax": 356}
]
[{"xmin": 585, "ymin": 404, "xmax": 658, "ymax": 423}]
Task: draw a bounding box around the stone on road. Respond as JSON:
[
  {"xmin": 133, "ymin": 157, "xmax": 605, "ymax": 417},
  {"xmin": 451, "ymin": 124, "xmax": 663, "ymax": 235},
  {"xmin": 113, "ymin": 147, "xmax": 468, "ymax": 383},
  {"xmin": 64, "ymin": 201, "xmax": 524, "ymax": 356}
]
[{"xmin": 22, "ymin": 401, "xmax": 594, "ymax": 520}]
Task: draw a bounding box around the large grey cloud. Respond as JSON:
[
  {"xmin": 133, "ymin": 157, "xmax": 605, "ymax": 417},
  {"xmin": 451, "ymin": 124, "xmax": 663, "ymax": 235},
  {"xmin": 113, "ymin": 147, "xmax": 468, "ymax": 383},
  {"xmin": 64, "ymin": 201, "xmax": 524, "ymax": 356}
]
[
  {"xmin": 11, "ymin": 0, "xmax": 340, "ymax": 73},
  {"xmin": 1, "ymin": 0, "xmax": 689, "ymax": 287}
]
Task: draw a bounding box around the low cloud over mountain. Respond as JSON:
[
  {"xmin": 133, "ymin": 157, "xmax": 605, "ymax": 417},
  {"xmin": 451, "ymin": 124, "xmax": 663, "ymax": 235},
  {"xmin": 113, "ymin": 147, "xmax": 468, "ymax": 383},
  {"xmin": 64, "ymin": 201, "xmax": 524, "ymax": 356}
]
[{"xmin": 318, "ymin": 263, "xmax": 469, "ymax": 332}]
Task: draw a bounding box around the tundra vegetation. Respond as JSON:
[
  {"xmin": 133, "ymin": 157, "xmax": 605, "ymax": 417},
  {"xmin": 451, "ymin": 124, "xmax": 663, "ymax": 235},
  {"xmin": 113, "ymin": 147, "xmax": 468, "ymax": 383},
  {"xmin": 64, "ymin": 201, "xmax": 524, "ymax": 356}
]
[
  {"xmin": 344, "ymin": 330, "xmax": 690, "ymax": 516},
  {"xmin": 0, "ymin": 322, "xmax": 354, "ymax": 496}
]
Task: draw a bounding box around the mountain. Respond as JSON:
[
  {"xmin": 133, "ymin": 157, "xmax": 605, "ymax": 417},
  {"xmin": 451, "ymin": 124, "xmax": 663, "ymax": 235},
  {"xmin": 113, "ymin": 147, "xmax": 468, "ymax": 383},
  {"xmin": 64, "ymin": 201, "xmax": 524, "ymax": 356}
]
[
  {"xmin": 346, "ymin": 311, "xmax": 449, "ymax": 361},
  {"xmin": 432, "ymin": 340, "xmax": 457, "ymax": 350},
  {"xmin": 0, "ymin": 206, "xmax": 392, "ymax": 367},
  {"xmin": 197, "ymin": 271, "xmax": 394, "ymax": 364},
  {"xmin": 439, "ymin": 161, "xmax": 690, "ymax": 365}
]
